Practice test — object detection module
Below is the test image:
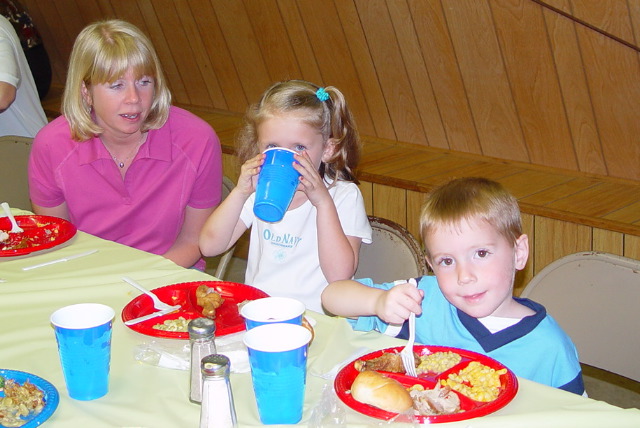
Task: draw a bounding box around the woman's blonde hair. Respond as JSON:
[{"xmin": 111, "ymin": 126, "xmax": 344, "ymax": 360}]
[
  {"xmin": 420, "ymin": 177, "xmax": 522, "ymax": 258},
  {"xmin": 236, "ymin": 80, "xmax": 361, "ymax": 183},
  {"xmin": 62, "ymin": 19, "xmax": 171, "ymax": 141}
]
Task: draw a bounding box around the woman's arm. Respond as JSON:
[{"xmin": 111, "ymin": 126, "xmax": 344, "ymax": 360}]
[
  {"xmin": 163, "ymin": 205, "xmax": 214, "ymax": 268},
  {"xmin": 32, "ymin": 202, "xmax": 69, "ymax": 220}
]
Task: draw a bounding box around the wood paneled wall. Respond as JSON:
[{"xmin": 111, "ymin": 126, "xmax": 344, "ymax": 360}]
[
  {"xmin": 22, "ymin": 0, "xmax": 640, "ymax": 182},
  {"xmin": 355, "ymin": 179, "xmax": 640, "ymax": 295},
  {"xmin": 221, "ymin": 146, "xmax": 640, "ymax": 296}
]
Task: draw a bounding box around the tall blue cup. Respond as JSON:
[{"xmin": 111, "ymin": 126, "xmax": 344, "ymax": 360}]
[
  {"xmin": 243, "ymin": 323, "xmax": 312, "ymax": 424},
  {"xmin": 50, "ymin": 303, "xmax": 114, "ymax": 400},
  {"xmin": 253, "ymin": 148, "xmax": 301, "ymax": 223}
]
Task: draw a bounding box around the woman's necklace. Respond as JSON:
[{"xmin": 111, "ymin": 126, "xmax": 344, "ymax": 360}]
[{"xmin": 104, "ymin": 134, "xmax": 147, "ymax": 169}]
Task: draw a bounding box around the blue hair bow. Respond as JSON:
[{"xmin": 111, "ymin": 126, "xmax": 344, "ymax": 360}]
[{"xmin": 316, "ymin": 87, "xmax": 329, "ymax": 102}]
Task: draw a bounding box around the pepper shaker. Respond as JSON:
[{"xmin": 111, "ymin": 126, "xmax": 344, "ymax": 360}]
[
  {"xmin": 188, "ymin": 317, "xmax": 216, "ymax": 403},
  {"xmin": 199, "ymin": 354, "xmax": 237, "ymax": 428}
]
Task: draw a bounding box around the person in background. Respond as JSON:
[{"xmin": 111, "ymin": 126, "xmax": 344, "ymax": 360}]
[
  {"xmin": 0, "ymin": 14, "xmax": 46, "ymax": 137},
  {"xmin": 200, "ymin": 80, "xmax": 372, "ymax": 312},
  {"xmin": 28, "ymin": 19, "xmax": 222, "ymax": 269},
  {"xmin": 322, "ymin": 177, "xmax": 584, "ymax": 394},
  {"xmin": 0, "ymin": 0, "xmax": 52, "ymax": 100}
]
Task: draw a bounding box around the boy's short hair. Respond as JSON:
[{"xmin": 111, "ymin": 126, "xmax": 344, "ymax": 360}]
[{"xmin": 419, "ymin": 177, "xmax": 522, "ymax": 256}]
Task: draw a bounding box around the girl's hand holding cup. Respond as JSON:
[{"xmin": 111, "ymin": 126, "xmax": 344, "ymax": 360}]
[
  {"xmin": 294, "ymin": 151, "xmax": 332, "ymax": 208},
  {"xmin": 237, "ymin": 153, "xmax": 265, "ymax": 196}
]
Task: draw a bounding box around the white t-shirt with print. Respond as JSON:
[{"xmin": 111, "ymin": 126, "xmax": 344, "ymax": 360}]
[{"xmin": 240, "ymin": 180, "xmax": 372, "ymax": 313}]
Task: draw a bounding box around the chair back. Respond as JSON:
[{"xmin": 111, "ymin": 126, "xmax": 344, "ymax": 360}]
[
  {"xmin": 0, "ymin": 135, "xmax": 33, "ymax": 210},
  {"xmin": 208, "ymin": 176, "xmax": 237, "ymax": 280},
  {"xmin": 355, "ymin": 216, "xmax": 429, "ymax": 283},
  {"xmin": 520, "ymin": 252, "xmax": 640, "ymax": 382}
]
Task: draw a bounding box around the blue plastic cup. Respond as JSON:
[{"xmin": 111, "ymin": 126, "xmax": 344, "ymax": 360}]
[
  {"xmin": 50, "ymin": 303, "xmax": 114, "ymax": 400},
  {"xmin": 243, "ymin": 323, "xmax": 312, "ymax": 424},
  {"xmin": 240, "ymin": 296, "xmax": 305, "ymax": 331},
  {"xmin": 253, "ymin": 148, "xmax": 301, "ymax": 223}
]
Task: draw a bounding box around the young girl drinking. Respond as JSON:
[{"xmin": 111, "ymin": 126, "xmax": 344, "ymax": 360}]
[{"xmin": 199, "ymin": 80, "xmax": 372, "ymax": 313}]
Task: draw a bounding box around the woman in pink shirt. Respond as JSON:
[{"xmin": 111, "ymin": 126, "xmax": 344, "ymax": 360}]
[{"xmin": 28, "ymin": 20, "xmax": 222, "ymax": 269}]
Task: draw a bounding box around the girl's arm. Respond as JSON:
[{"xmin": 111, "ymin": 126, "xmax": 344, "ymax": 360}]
[
  {"xmin": 316, "ymin": 200, "xmax": 360, "ymax": 282},
  {"xmin": 294, "ymin": 151, "xmax": 358, "ymax": 282},
  {"xmin": 322, "ymin": 280, "xmax": 423, "ymax": 323},
  {"xmin": 199, "ymin": 154, "xmax": 263, "ymax": 256},
  {"xmin": 163, "ymin": 205, "xmax": 214, "ymax": 268},
  {"xmin": 199, "ymin": 187, "xmax": 249, "ymax": 256}
]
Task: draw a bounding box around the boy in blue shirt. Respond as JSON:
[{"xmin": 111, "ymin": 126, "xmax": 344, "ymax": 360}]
[{"xmin": 322, "ymin": 177, "xmax": 584, "ymax": 394}]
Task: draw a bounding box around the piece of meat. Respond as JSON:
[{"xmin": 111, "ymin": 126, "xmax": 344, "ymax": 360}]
[
  {"xmin": 354, "ymin": 351, "xmax": 420, "ymax": 373},
  {"xmin": 195, "ymin": 285, "xmax": 224, "ymax": 318},
  {"xmin": 410, "ymin": 383, "xmax": 461, "ymax": 416}
]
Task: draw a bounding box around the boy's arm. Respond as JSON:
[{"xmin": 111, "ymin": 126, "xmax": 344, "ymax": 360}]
[
  {"xmin": 322, "ymin": 279, "xmax": 384, "ymax": 317},
  {"xmin": 322, "ymin": 279, "xmax": 423, "ymax": 324}
]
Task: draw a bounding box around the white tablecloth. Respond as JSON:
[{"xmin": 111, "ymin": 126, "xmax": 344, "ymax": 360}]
[{"xmin": 1, "ymin": 212, "xmax": 640, "ymax": 427}]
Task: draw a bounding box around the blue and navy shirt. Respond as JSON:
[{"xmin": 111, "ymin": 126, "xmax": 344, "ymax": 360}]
[{"xmin": 348, "ymin": 275, "xmax": 584, "ymax": 395}]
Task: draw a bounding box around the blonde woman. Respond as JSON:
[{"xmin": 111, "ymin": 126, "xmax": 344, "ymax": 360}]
[{"xmin": 29, "ymin": 20, "xmax": 222, "ymax": 269}]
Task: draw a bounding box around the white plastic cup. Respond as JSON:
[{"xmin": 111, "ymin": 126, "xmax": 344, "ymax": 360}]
[{"xmin": 240, "ymin": 297, "xmax": 305, "ymax": 330}]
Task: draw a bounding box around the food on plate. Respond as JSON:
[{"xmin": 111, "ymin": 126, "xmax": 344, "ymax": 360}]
[
  {"xmin": 350, "ymin": 370, "xmax": 414, "ymax": 413},
  {"xmin": 0, "ymin": 376, "xmax": 46, "ymax": 427},
  {"xmin": 153, "ymin": 316, "xmax": 189, "ymax": 332},
  {"xmin": 350, "ymin": 370, "xmax": 462, "ymax": 416},
  {"xmin": 0, "ymin": 232, "xmax": 28, "ymax": 251},
  {"xmin": 195, "ymin": 285, "xmax": 224, "ymax": 318},
  {"xmin": 354, "ymin": 349, "xmax": 464, "ymax": 376},
  {"xmin": 416, "ymin": 351, "xmax": 462, "ymax": 375},
  {"xmin": 441, "ymin": 361, "xmax": 506, "ymax": 402},
  {"xmin": 0, "ymin": 221, "xmax": 58, "ymax": 251},
  {"xmin": 354, "ymin": 351, "xmax": 417, "ymax": 373},
  {"xmin": 409, "ymin": 383, "xmax": 461, "ymax": 415}
]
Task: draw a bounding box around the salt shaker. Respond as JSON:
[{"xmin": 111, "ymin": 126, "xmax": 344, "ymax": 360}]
[
  {"xmin": 199, "ymin": 354, "xmax": 237, "ymax": 428},
  {"xmin": 188, "ymin": 317, "xmax": 216, "ymax": 403}
]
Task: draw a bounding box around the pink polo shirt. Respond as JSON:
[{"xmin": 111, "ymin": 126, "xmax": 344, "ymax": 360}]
[{"xmin": 28, "ymin": 106, "xmax": 222, "ymax": 267}]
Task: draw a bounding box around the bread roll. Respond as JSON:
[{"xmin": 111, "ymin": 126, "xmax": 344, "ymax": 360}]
[{"xmin": 350, "ymin": 370, "xmax": 413, "ymax": 413}]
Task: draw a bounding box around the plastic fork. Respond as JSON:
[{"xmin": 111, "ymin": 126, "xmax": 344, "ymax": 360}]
[
  {"xmin": 122, "ymin": 276, "xmax": 180, "ymax": 312},
  {"xmin": 400, "ymin": 312, "xmax": 417, "ymax": 377},
  {"xmin": 1, "ymin": 202, "xmax": 23, "ymax": 233}
]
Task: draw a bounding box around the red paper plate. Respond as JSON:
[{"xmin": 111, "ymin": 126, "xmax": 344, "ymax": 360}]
[
  {"xmin": 335, "ymin": 345, "xmax": 518, "ymax": 424},
  {"xmin": 121, "ymin": 281, "xmax": 269, "ymax": 339},
  {"xmin": 0, "ymin": 215, "xmax": 77, "ymax": 257}
]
